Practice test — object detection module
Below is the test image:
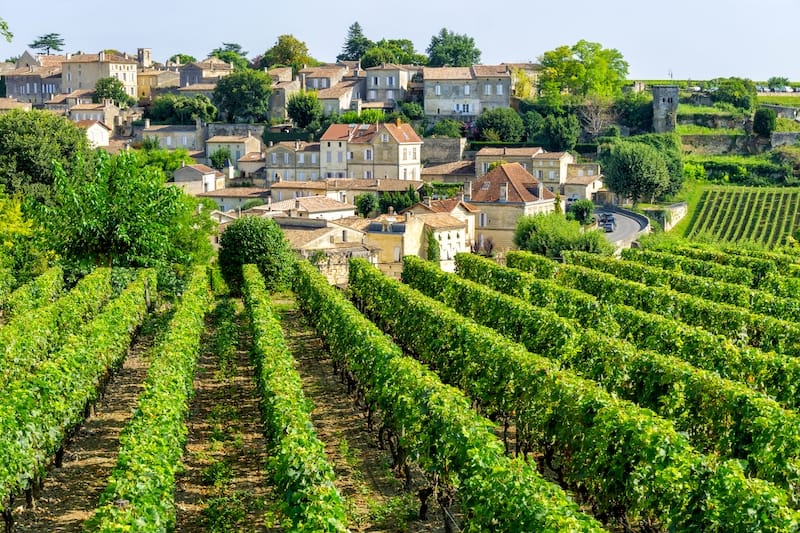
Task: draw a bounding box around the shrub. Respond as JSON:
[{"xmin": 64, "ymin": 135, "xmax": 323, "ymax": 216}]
[{"xmin": 754, "ymin": 107, "xmax": 777, "ymax": 137}]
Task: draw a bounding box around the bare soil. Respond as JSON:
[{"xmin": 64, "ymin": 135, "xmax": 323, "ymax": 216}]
[
  {"xmin": 12, "ymin": 311, "xmax": 165, "ymax": 532},
  {"xmin": 275, "ymin": 296, "xmax": 445, "ymax": 533}
]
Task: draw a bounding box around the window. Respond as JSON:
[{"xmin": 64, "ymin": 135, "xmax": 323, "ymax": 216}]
[
  {"xmin": 387, "ymin": 90, "xmax": 394, "ymax": 100},
  {"xmin": 464, "ymin": 84, "xmax": 470, "ymax": 95},
  {"xmin": 435, "ymin": 84, "xmax": 441, "ymax": 96},
  {"xmin": 166, "ymin": 137, "xmax": 172, "ymax": 146},
  {"xmin": 482, "ymin": 162, "xmax": 489, "ymax": 174},
  {"xmin": 337, "ymin": 151, "xmax": 343, "ymax": 163},
  {"xmin": 298, "ymin": 153, "xmax": 304, "ymax": 164},
  {"xmin": 284, "ymin": 153, "xmax": 289, "ymax": 164},
  {"xmin": 182, "ymin": 136, "xmax": 188, "ymax": 146},
  {"xmin": 463, "ymin": 103, "xmax": 470, "ymax": 113},
  {"xmin": 484, "ymin": 84, "xmax": 491, "ymax": 95},
  {"xmin": 368, "ymin": 90, "xmax": 376, "ymax": 100},
  {"xmin": 364, "ymin": 170, "xmax": 373, "ymax": 178},
  {"xmin": 311, "ymin": 153, "xmax": 318, "ymax": 164},
  {"xmin": 365, "ymin": 149, "xmax": 373, "ymax": 160},
  {"xmin": 412, "ymin": 147, "xmax": 417, "ymax": 160},
  {"xmin": 393, "ymin": 246, "xmax": 401, "ymax": 262},
  {"xmin": 479, "ymin": 213, "xmax": 487, "ymax": 227},
  {"xmin": 496, "ymin": 83, "xmax": 503, "ymax": 96},
  {"xmin": 411, "ymin": 167, "xmax": 416, "ymax": 179},
  {"xmin": 347, "ymin": 151, "xmax": 353, "ymax": 160},
  {"xmin": 549, "ymin": 170, "xmax": 555, "ymax": 179},
  {"xmin": 402, "ymin": 148, "xmax": 408, "ymax": 160},
  {"xmin": 298, "ymin": 171, "xmax": 305, "ymax": 181},
  {"xmin": 372, "ymin": 76, "xmax": 379, "ymax": 86},
  {"xmin": 311, "ymin": 172, "xmax": 318, "ymax": 180},
  {"xmin": 387, "ymin": 76, "xmax": 395, "ymax": 87},
  {"xmin": 271, "ymin": 153, "xmax": 277, "ymax": 164},
  {"xmin": 326, "ymin": 151, "xmax": 332, "ymax": 163},
  {"xmin": 403, "ymin": 168, "xmax": 408, "ymax": 179},
  {"xmin": 381, "ymin": 134, "xmax": 389, "ymax": 143}
]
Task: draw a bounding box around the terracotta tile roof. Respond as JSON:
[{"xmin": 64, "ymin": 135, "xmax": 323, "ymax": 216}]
[
  {"xmin": 268, "ymin": 141, "xmax": 319, "ymax": 152},
  {"xmin": 7, "ymin": 65, "xmax": 60, "ymax": 76},
  {"xmin": 269, "ymin": 181, "xmax": 327, "ymax": 190},
  {"xmin": 422, "ymin": 67, "xmax": 472, "ymax": 80},
  {"xmin": 317, "ymin": 81, "xmax": 359, "ymax": 99},
  {"xmin": 69, "ymin": 103, "xmax": 106, "ymax": 110},
  {"xmin": 299, "ymin": 65, "xmax": 348, "ymax": 76},
  {"xmin": 37, "ymin": 54, "xmax": 67, "ymax": 68},
  {"xmin": 413, "ymin": 212, "xmax": 466, "ymax": 229},
  {"xmin": 470, "ymin": 163, "xmax": 554, "ymax": 203},
  {"xmin": 238, "ymin": 151, "xmax": 265, "ymax": 162},
  {"xmin": 335, "ymin": 216, "xmax": 373, "ymax": 231},
  {"xmin": 476, "ymin": 146, "xmax": 544, "ymax": 157},
  {"xmin": 189, "ymin": 57, "xmax": 234, "ymax": 70},
  {"xmin": 64, "ymin": 53, "xmax": 137, "ymax": 64},
  {"xmin": 143, "ymin": 124, "xmax": 197, "ymax": 132},
  {"xmin": 364, "ymin": 63, "xmax": 404, "ymax": 71},
  {"xmin": 269, "ymin": 195, "xmax": 355, "ymax": 213},
  {"xmin": 326, "ymin": 178, "xmax": 424, "ymax": 192},
  {"xmin": 178, "ymin": 83, "xmax": 217, "ymax": 91},
  {"xmin": 65, "ymin": 89, "xmax": 95, "ymax": 98},
  {"xmin": 186, "ymin": 164, "xmax": 220, "ymax": 175},
  {"xmin": 384, "ymin": 122, "xmax": 422, "ymax": 144},
  {"xmin": 533, "ymin": 151, "xmax": 570, "ymax": 160},
  {"xmin": 502, "ymin": 62, "xmax": 542, "ymax": 71},
  {"xmin": 207, "ymin": 135, "xmax": 254, "ymax": 143},
  {"xmin": 415, "ymin": 198, "xmax": 480, "ymax": 214},
  {"xmin": 471, "ymin": 65, "xmax": 511, "ymax": 77},
  {"xmin": 320, "ymin": 123, "xmax": 378, "ymax": 142},
  {"xmin": 75, "ymin": 119, "xmax": 110, "ymax": 130},
  {"xmin": 421, "ymin": 160, "xmax": 475, "ymax": 176},
  {"xmin": 0, "ymin": 98, "xmax": 31, "ymax": 110},
  {"xmin": 281, "ymin": 226, "xmax": 335, "ymax": 248},
  {"xmin": 198, "ymin": 187, "xmax": 269, "ymax": 198}
]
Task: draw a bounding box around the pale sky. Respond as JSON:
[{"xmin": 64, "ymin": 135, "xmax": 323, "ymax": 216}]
[{"xmin": 1, "ymin": 0, "xmax": 796, "ymax": 81}]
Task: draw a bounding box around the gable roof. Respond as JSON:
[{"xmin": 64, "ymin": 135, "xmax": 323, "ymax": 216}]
[
  {"xmin": 187, "ymin": 57, "xmax": 234, "ymax": 70},
  {"xmin": 75, "ymin": 119, "xmax": 111, "ymax": 130},
  {"xmin": 320, "ymin": 121, "xmax": 421, "ymax": 144},
  {"xmin": 413, "ymin": 212, "xmax": 466, "ymax": 230},
  {"xmin": 470, "ymin": 163, "xmax": 554, "ymax": 203},
  {"xmin": 407, "ymin": 198, "xmax": 480, "ymax": 214},
  {"xmin": 384, "ymin": 121, "xmax": 422, "ymax": 144},
  {"xmin": 316, "ymin": 80, "xmax": 359, "ymax": 99},
  {"xmin": 207, "ymin": 134, "xmax": 255, "ymax": 143},
  {"xmin": 64, "ymin": 53, "xmax": 137, "ymax": 64},
  {"xmin": 198, "ymin": 187, "xmax": 269, "ymax": 199},
  {"xmin": 475, "ymin": 146, "xmax": 544, "ymax": 157},
  {"xmin": 268, "ymin": 195, "xmax": 355, "ymax": 213},
  {"xmin": 421, "ymin": 160, "xmax": 475, "ymax": 177}
]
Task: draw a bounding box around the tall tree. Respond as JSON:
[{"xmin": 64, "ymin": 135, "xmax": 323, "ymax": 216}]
[
  {"xmin": 538, "ymin": 40, "xmax": 628, "ymax": 102},
  {"xmin": 0, "ymin": 17, "xmax": 12, "ymax": 42},
  {"xmin": 337, "ymin": 22, "xmax": 373, "ymax": 62},
  {"xmin": 360, "ymin": 38, "xmax": 427, "ymax": 68},
  {"xmin": 168, "ymin": 53, "xmax": 196, "ymax": 65},
  {"xmin": 257, "ymin": 34, "xmax": 317, "ymax": 73},
  {"xmin": 603, "ymin": 141, "xmax": 670, "ymax": 205},
  {"xmin": 287, "ymin": 90, "xmax": 322, "ymax": 130},
  {"xmin": 710, "ymin": 77, "xmax": 758, "ymax": 110},
  {"xmin": 210, "ymin": 42, "xmax": 250, "ymax": 71},
  {"xmin": 28, "ymin": 33, "xmax": 64, "ymax": 55},
  {"xmin": 426, "ymin": 28, "xmax": 481, "ymax": 67},
  {"xmin": 542, "ymin": 114, "xmax": 580, "ymax": 152},
  {"xmin": 149, "ymin": 94, "xmax": 216, "ymax": 124},
  {"xmin": 475, "ymin": 108, "xmax": 524, "ymax": 142},
  {"xmin": 0, "ymin": 109, "xmax": 91, "ymax": 201},
  {"xmin": 213, "ymin": 69, "xmax": 272, "ymax": 123},
  {"xmin": 94, "ymin": 77, "xmax": 135, "ymax": 107},
  {"xmin": 767, "ymin": 76, "xmax": 790, "ymax": 91}
]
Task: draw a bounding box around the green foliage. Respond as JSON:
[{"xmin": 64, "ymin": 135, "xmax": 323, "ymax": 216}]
[
  {"xmin": 567, "ymin": 199, "xmax": 595, "ymax": 225},
  {"xmin": 213, "ymin": 69, "xmax": 272, "ymax": 123},
  {"xmin": 614, "ymin": 91, "xmax": 653, "ymax": 132},
  {"xmin": 538, "ymin": 40, "xmax": 629, "ymax": 102},
  {"xmin": 242, "ymin": 266, "xmax": 348, "ymax": 531},
  {"xmin": 258, "ymin": 34, "xmax": 318, "ymax": 73},
  {"xmin": 1, "ymin": 265, "xmax": 62, "ymax": 320},
  {"xmin": 85, "ymin": 267, "xmax": 209, "ymax": 530},
  {"xmin": 767, "ymin": 76, "xmax": 790, "ymax": 91},
  {"xmin": 399, "ymin": 101, "xmax": 424, "ymax": 120},
  {"xmin": 622, "ymin": 133, "xmax": 684, "ymax": 197},
  {"xmin": 475, "ymin": 108, "xmax": 524, "ymax": 142},
  {"xmin": 521, "ymin": 109, "xmax": 544, "ymax": 142},
  {"xmin": 360, "ymin": 39, "xmax": 427, "ymax": 68},
  {"xmin": 218, "ymin": 216, "xmax": 295, "ymax": 293},
  {"xmin": 710, "ymin": 77, "xmax": 758, "ymax": 110},
  {"xmin": 287, "ymin": 90, "xmax": 322, "ymax": 130},
  {"xmin": 602, "ymin": 140, "xmax": 671, "ymax": 204},
  {"xmin": 149, "ymin": 94, "xmax": 217, "ymax": 124},
  {"xmin": 0, "ymin": 17, "xmax": 11, "ymax": 42},
  {"xmin": 541, "ymin": 113, "xmax": 580, "ymax": 151},
  {"xmin": 513, "ymin": 212, "xmax": 613, "ymax": 258},
  {"xmin": 210, "ymin": 42, "xmax": 250, "ymax": 71},
  {"xmin": 426, "ymin": 118, "xmax": 463, "ymax": 138},
  {"xmin": 337, "ymin": 21, "xmax": 373, "ymax": 62},
  {"xmin": 209, "ymin": 146, "xmax": 232, "ymax": 170},
  {"xmin": 168, "ymin": 53, "xmax": 196, "ymax": 65},
  {"xmin": 93, "ymin": 76, "xmax": 135, "ymax": 107},
  {"xmin": 335, "ymin": 109, "xmax": 385, "ymax": 124},
  {"xmin": 133, "ymin": 146, "xmax": 194, "ymax": 173},
  {"xmin": 41, "ymin": 150, "xmax": 214, "ymax": 273},
  {"xmin": 425, "ymin": 28, "xmax": 481, "ymax": 67},
  {"xmin": 424, "ymin": 228, "xmax": 440, "ymax": 262},
  {"xmin": 754, "ymin": 107, "xmax": 777, "ymax": 137},
  {"xmin": 377, "ymin": 186, "xmax": 419, "ymax": 214},
  {"xmin": 295, "ymin": 259, "xmax": 607, "ymax": 531},
  {"xmin": 0, "ymin": 109, "xmax": 92, "ymax": 201},
  {"xmin": 354, "ymin": 193, "xmax": 377, "ymax": 217},
  {"xmin": 28, "ymin": 32, "xmax": 64, "ymax": 54}
]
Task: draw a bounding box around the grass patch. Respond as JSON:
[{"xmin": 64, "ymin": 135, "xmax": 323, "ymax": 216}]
[
  {"xmin": 677, "ymin": 124, "xmax": 744, "ymax": 135},
  {"xmin": 775, "ymin": 117, "xmax": 800, "ymax": 132},
  {"xmin": 759, "ymin": 94, "xmax": 800, "ymax": 107},
  {"xmin": 677, "ymin": 103, "xmax": 744, "ymax": 117}
]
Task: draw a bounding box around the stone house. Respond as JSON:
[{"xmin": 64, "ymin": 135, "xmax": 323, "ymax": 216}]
[
  {"xmin": 422, "ymin": 65, "xmax": 511, "ymax": 121},
  {"xmin": 299, "ymin": 64, "xmax": 349, "ymax": 91},
  {"xmin": 402, "ymin": 197, "xmax": 479, "ymax": 249},
  {"xmin": 259, "ymin": 195, "xmax": 356, "ymax": 221},
  {"xmin": 317, "ymin": 79, "xmax": 364, "ymax": 116},
  {"xmin": 68, "ymin": 101, "xmax": 119, "ymax": 128},
  {"xmin": 197, "ymin": 187, "xmax": 270, "ymax": 212},
  {"xmin": 269, "ymin": 181, "xmax": 328, "ymax": 201},
  {"xmin": 420, "ymin": 160, "xmax": 475, "ymax": 185},
  {"xmin": 467, "ymin": 162, "xmax": 556, "ymax": 250},
  {"xmin": 136, "ymin": 69, "xmax": 179, "ymax": 100},
  {"xmin": 410, "ymin": 212, "xmax": 470, "ymax": 272},
  {"xmin": 237, "ymin": 151, "xmax": 267, "ymax": 180},
  {"xmin": 319, "ymin": 120, "xmax": 422, "ymax": 180},
  {"xmin": 4, "ymin": 65, "xmax": 62, "ymax": 105},
  {"xmin": 76, "ymin": 119, "xmax": 111, "ymax": 148},
  {"xmin": 172, "ymin": 163, "xmax": 225, "ymax": 194},
  {"xmin": 44, "ymin": 89, "xmax": 94, "ymax": 114},
  {"xmin": 268, "ymin": 67, "xmax": 301, "ymax": 122},
  {"xmin": 474, "ymin": 146, "xmax": 545, "ymax": 176},
  {"xmin": 0, "ymin": 97, "xmax": 32, "ymax": 113},
  {"xmin": 179, "ymin": 57, "xmax": 233, "ymax": 87},
  {"xmin": 364, "ymin": 63, "xmax": 415, "ymax": 107},
  {"xmin": 206, "ymin": 133, "xmax": 262, "ymax": 169},
  {"xmin": 264, "ymin": 141, "xmax": 321, "ymax": 183},
  {"xmin": 564, "ymin": 163, "xmax": 604, "ymax": 202},
  {"xmin": 61, "ymin": 52, "xmax": 138, "ymax": 98},
  {"xmin": 140, "ymin": 118, "xmax": 205, "ymax": 151}
]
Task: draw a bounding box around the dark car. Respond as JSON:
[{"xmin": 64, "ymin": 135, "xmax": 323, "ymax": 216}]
[{"xmin": 603, "ymin": 220, "xmax": 616, "ymax": 232}]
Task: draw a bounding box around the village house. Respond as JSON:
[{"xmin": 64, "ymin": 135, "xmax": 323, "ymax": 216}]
[
  {"xmin": 61, "ymin": 52, "xmax": 138, "ymax": 98},
  {"xmin": 564, "ymin": 163, "xmax": 604, "ymax": 202},
  {"xmin": 264, "ymin": 141, "xmax": 321, "ymax": 183},
  {"xmin": 44, "ymin": 89, "xmax": 94, "ymax": 114},
  {"xmin": 422, "ymin": 65, "xmax": 511, "ymax": 122},
  {"xmin": 255, "ymin": 195, "xmax": 356, "ymax": 221},
  {"xmin": 67, "ymin": 101, "xmax": 119, "ymax": 127},
  {"xmin": 206, "ymin": 133, "xmax": 262, "ymax": 170},
  {"xmin": 179, "ymin": 57, "xmax": 233, "ymax": 87},
  {"xmin": 177, "ymin": 83, "xmax": 217, "ymax": 100},
  {"xmin": 139, "ymin": 118, "xmax": 205, "ymax": 152},
  {"xmin": 420, "ymin": 160, "xmax": 475, "ymax": 185},
  {"xmin": 269, "ymin": 181, "xmax": 327, "ymax": 201},
  {"xmin": 4, "ymin": 64, "xmax": 62, "ymax": 106},
  {"xmin": 136, "ymin": 69, "xmax": 179, "ymax": 100},
  {"xmin": 402, "ymin": 197, "xmax": 479, "ymax": 248},
  {"xmin": 197, "ymin": 187, "xmax": 270, "ymax": 212},
  {"xmin": 76, "ymin": 119, "xmax": 111, "ymax": 148},
  {"xmin": 172, "ymin": 163, "xmax": 225, "ymax": 194},
  {"xmin": 237, "ymin": 151, "xmax": 267, "ymax": 181},
  {"xmin": 0, "ymin": 97, "xmax": 32, "ymax": 113},
  {"xmin": 317, "ymin": 80, "xmax": 364, "ymax": 116},
  {"xmin": 364, "ymin": 63, "xmax": 419, "ymax": 109},
  {"xmin": 267, "ymin": 67, "xmax": 301, "ymax": 122},
  {"xmin": 467, "ymin": 162, "xmax": 556, "ymax": 250}
]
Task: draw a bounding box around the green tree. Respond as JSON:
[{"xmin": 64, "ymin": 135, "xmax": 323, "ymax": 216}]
[
  {"xmin": 512, "ymin": 67, "xmax": 534, "ymax": 99},
  {"xmin": 209, "ymin": 147, "xmax": 232, "ymax": 170},
  {"xmin": 41, "ymin": 150, "xmax": 214, "ymax": 273},
  {"xmin": 522, "ymin": 110, "xmax": 544, "ymax": 142},
  {"xmin": 754, "ymin": 107, "xmax": 777, "ymax": 137},
  {"xmin": 541, "ymin": 114, "xmax": 580, "ymax": 151},
  {"xmin": 427, "ymin": 119, "xmax": 463, "ymax": 138},
  {"xmin": 94, "ymin": 76, "xmax": 135, "ymax": 107},
  {"xmin": 355, "ymin": 193, "xmax": 377, "ymax": 217},
  {"xmin": 425, "ymin": 228, "xmax": 440, "ymax": 262},
  {"xmin": 567, "ymin": 199, "xmax": 595, "ymax": 225},
  {"xmin": 258, "ymin": 34, "xmax": 317, "ymax": 73},
  {"xmin": 210, "ymin": 43, "xmax": 250, "ymax": 71},
  {"xmin": 287, "ymin": 90, "xmax": 322, "ymax": 129},
  {"xmin": 603, "ymin": 140, "xmax": 670, "ymax": 205},
  {"xmin": 361, "ymin": 39, "xmax": 427, "ymax": 68},
  {"xmin": 134, "ymin": 147, "xmax": 194, "ymax": 173},
  {"xmin": 399, "ymin": 102, "xmax": 424, "ymax": 120},
  {"xmin": 710, "ymin": 77, "xmax": 758, "ymax": 110},
  {"xmin": 767, "ymin": 76, "xmax": 790, "ymax": 91},
  {"xmin": 149, "ymin": 94, "xmax": 216, "ymax": 124},
  {"xmin": 0, "ymin": 109, "xmax": 92, "ymax": 201},
  {"xmin": 336, "ymin": 109, "xmax": 385, "ymax": 123},
  {"xmin": 0, "ymin": 17, "xmax": 12, "ymax": 42},
  {"xmin": 475, "ymin": 108, "xmax": 524, "ymax": 142},
  {"xmin": 218, "ymin": 216, "xmax": 295, "ymax": 293},
  {"xmin": 426, "ymin": 28, "xmax": 481, "ymax": 67},
  {"xmin": 538, "ymin": 40, "xmax": 628, "ymax": 101},
  {"xmin": 213, "ymin": 69, "xmax": 272, "ymax": 123},
  {"xmin": 614, "ymin": 90, "xmax": 653, "ymax": 133},
  {"xmin": 513, "ymin": 212, "xmax": 612, "ymax": 258},
  {"xmin": 169, "ymin": 53, "xmax": 196, "ymax": 65},
  {"xmin": 620, "ymin": 133, "xmax": 683, "ymax": 197},
  {"xmin": 28, "ymin": 33, "xmax": 64, "ymax": 55},
  {"xmin": 337, "ymin": 21, "xmax": 373, "ymax": 62}
]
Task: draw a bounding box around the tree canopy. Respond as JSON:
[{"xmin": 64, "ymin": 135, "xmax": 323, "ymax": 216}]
[
  {"xmin": 361, "ymin": 39, "xmax": 427, "ymax": 68},
  {"xmin": 28, "ymin": 33, "xmax": 64, "ymax": 55},
  {"xmin": 169, "ymin": 53, "xmax": 196, "ymax": 65},
  {"xmin": 710, "ymin": 77, "xmax": 758, "ymax": 110},
  {"xmin": 767, "ymin": 76, "xmax": 790, "ymax": 91},
  {"xmin": 475, "ymin": 108, "xmax": 524, "ymax": 142},
  {"xmin": 94, "ymin": 77, "xmax": 135, "ymax": 107},
  {"xmin": 337, "ymin": 22, "xmax": 373, "ymax": 62},
  {"xmin": 149, "ymin": 94, "xmax": 217, "ymax": 124},
  {"xmin": 538, "ymin": 40, "xmax": 628, "ymax": 104},
  {"xmin": 427, "ymin": 119, "xmax": 463, "ymax": 138},
  {"xmin": 541, "ymin": 114, "xmax": 580, "ymax": 152},
  {"xmin": 0, "ymin": 18, "xmax": 11, "ymax": 42},
  {"xmin": 602, "ymin": 140, "xmax": 671, "ymax": 205},
  {"xmin": 426, "ymin": 28, "xmax": 481, "ymax": 67},
  {"xmin": 514, "ymin": 212, "xmax": 612, "ymax": 259},
  {"xmin": 210, "ymin": 42, "xmax": 250, "ymax": 71},
  {"xmin": 0, "ymin": 109, "xmax": 92, "ymax": 201},
  {"xmin": 257, "ymin": 34, "xmax": 317, "ymax": 73},
  {"xmin": 209, "ymin": 147, "xmax": 232, "ymax": 170},
  {"xmin": 213, "ymin": 69, "xmax": 272, "ymax": 123},
  {"xmin": 753, "ymin": 107, "xmax": 777, "ymax": 137},
  {"xmin": 287, "ymin": 90, "xmax": 322, "ymax": 130}
]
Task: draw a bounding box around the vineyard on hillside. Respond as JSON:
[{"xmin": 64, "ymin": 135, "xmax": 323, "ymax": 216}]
[{"xmin": 686, "ymin": 186, "xmax": 800, "ymax": 246}]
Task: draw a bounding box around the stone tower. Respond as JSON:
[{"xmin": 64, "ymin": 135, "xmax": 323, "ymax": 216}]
[
  {"xmin": 137, "ymin": 48, "xmax": 153, "ymax": 69},
  {"xmin": 651, "ymin": 85, "xmax": 679, "ymax": 133}
]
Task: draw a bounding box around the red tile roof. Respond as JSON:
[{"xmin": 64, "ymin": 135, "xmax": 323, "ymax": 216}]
[{"xmin": 470, "ymin": 163, "xmax": 554, "ymax": 203}]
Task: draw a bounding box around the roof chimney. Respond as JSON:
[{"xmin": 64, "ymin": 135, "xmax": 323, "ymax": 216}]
[
  {"xmin": 295, "ymin": 199, "xmax": 301, "ymax": 209},
  {"xmin": 499, "ymin": 182, "xmax": 508, "ymax": 202},
  {"xmin": 99, "ymin": 50, "xmax": 105, "ymax": 62},
  {"xmin": 396, "ymin": 117, "xmax": 402, "ymax": 127}
]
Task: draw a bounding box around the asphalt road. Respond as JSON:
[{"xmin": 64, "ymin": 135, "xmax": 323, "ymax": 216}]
[{"xmin": 595, "ymin": 210, "xmax": 644, "ymax": 244}]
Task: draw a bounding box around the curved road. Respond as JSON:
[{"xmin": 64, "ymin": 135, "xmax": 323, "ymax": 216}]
[{"xmin": 595, "ymin": 209, "xmax": 645, "ymax": 245}]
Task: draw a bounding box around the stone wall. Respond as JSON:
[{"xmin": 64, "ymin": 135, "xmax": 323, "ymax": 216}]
[
  {"xmin": 643, "ymin": 202, "xmax": 688, "ymax": 232},
  {"xmin": 771, "ymin": 132, "xmax": 800, "ymax": 148},
  {"xmin": 681, "ymin": 134, "xmax": 769, "ymax": 155},
  {"xmin": 207, "ymin": 122, "xmax": 266, "ymax": 139},
  {"xmin": 421, "ymin": 137, "xmax": 467, "ymax": 165},
  {"xmin": 762, "ymin": 104, "xmax": 799, "ymax": 120}
]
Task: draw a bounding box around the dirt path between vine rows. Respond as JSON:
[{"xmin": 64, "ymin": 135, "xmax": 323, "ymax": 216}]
[
  {"xmin": 173, "ymin": 299, "xmax": 275, "ymax": 532},
  {"xmin": 275, "ymin": 296, "xmax": 445, "ymax": 533},
  {"xmin": 13, "ymin": 311, "xmax": 166, "ymax": 532}
]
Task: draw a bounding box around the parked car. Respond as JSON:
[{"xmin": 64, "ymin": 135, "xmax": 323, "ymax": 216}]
[{"xmin": 603, "ymin": 220, "xmax": 616, "ymax": 232}]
